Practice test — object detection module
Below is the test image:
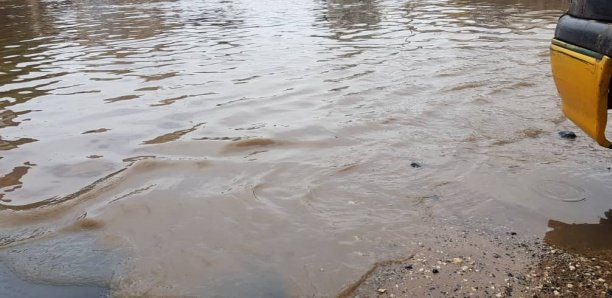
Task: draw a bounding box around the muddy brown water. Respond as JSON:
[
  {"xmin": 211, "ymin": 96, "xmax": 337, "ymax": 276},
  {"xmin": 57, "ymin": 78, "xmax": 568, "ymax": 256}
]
[{"xmin": 1, "ymin": 0, "xmax": 611, "ymax": 296}]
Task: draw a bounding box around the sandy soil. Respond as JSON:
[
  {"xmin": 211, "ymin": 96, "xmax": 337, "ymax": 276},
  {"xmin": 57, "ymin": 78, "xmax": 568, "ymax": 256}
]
[{"xmin": 341, "ymin": 227, "xmax": 612, "ymax": 298}]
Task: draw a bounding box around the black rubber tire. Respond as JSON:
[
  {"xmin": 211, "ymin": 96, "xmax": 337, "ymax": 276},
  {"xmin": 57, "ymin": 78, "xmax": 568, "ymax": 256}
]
[
  {"xmin": 555, "ymin": 15, "xmax": 612, "ymax": 57},
  {"xmin": 569, "ymin": 0, "xmax": 612, "ymax": 22},
  {"xmin": 609, "ymin": 85, "xmax": 612, "ymax": 110}
]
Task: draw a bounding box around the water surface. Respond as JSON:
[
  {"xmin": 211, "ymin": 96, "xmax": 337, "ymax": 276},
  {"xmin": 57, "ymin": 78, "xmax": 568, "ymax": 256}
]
[{"xmin": 2, "ymin": 0, "xmax": 612, "ymax": 296}]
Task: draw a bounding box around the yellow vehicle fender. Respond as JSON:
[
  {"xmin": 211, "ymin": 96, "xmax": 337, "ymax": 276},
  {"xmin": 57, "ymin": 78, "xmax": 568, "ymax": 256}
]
[{"xmin": 550, "ymin": 39, "xmax": 612, "ymax": 148}]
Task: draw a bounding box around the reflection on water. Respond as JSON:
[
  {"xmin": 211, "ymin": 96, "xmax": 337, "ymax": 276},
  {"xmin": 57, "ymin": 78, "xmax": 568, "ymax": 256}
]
[
  {"xmin": 545, "ymin": 210, "xmax": 612, "ymax": 259},
  {"xmin": 0, "ymin": 0, "xmax": 609, "ymax": 296},
  {"xmin": 317, "ymin": 0, "xmax": 382, "ymax": 40},
  {"xmin": 452, "ymin": 0, "xmax": 571, "ymax": 10},
  {"xmin": 0, "ymin": 165, "xmax": 30, "ymax": 201},
  {"xmin": 0, "ymin": 232, "xmax": 114, "ymax": 297}
]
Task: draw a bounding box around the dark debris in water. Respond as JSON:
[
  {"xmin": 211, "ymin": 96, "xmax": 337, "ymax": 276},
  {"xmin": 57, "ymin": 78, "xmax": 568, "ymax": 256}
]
[{"xmin": 558, "ymin": 131, "xmax": 577, "ymax": 139}]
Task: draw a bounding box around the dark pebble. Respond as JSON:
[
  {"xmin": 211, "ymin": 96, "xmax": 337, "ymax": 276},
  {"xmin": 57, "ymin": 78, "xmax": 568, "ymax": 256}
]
[
  {"xmin": 410, "ymin": 162, "xmax": 421, "ymax": 168},
  {"xmin": 558, "ymin": 131, "xmax": 577, "ymax": 139},
  {"xmin": 405, "ymin": 265, "xmax": 413, "ymax": 270},
  {"xmin": 432, "ymin": 268, "xmax": 439, "ymax": 274},
  {"xmin": 508, "ymin": 272, "xmax": 514, "ymax": 277},
  {"xmin": 504, "ymin": 286, "xmax": 513, "ymax": 296},
  {"xmin": 493, "ymin": 253, "xmax": 501, "ymax": 259},
  {"xmin": 510, "ymin": 232, "xmax": 517, "ymax": 236}
]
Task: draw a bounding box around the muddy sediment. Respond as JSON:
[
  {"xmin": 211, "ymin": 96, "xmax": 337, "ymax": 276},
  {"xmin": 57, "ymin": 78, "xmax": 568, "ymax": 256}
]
[{"xmin": 343, "ymin": 228, "xmax": 612, "ymax": 298}]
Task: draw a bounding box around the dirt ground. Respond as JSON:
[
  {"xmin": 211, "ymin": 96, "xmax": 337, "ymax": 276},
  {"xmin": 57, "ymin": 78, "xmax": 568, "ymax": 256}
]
[{"xmin": 340, "ymin": 226, "xmax": 612, "ymax": 298}]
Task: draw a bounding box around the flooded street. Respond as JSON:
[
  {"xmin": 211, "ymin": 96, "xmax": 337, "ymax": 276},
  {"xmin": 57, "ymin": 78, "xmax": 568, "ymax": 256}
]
[{"xmin": 1, "ymin": 0, "xmax": 612, "ymax": 296}]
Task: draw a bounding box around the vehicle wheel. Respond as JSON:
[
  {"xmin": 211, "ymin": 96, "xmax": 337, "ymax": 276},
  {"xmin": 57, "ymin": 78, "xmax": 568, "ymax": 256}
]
[
  {"xmin": 609, "ymin": 82, "xmax": 612, "ymax": 110},
  {"xmin": 569, "ymin": 0, "xmax": 612, "ymax": 22}
]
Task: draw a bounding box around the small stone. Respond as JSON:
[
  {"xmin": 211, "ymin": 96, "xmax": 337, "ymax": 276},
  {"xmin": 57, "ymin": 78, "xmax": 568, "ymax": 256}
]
[
  {"xmin": 461, "ymin": 266, "xmax": 469, "ymax": 271},
  {"xmin": 405, "ymin": 265, "xmax": 413, "ymax": 270},
  {"xmin": 510, "ymin": 232, "xmax": 517, "ymax": 236},
  {"xmin": 567, "ymin": 283, "xmax": 573, "ymax": 288},
  {"xmin": 495, "ymin": 293, "xmax": 502, "ymax": 298},
  {"xmin": 558, "ymin": 131, "xmax": 577, "ymax": 139},
  {"xmin": 452, "ymin": 257, "xmax": 464, "ymax": 264},
  {"xmin": 432, "ymin": 268, "xmax": 439, "ymax": 274},
  {"xmin": 377, "ymin": 288, "xmax": 387, "ymax": 293},
  {"xmin": 569, "ymin": 265, "xmax": 576, "ymax": 271},
  {"xmin": 599, "ymin": 278, "xmax": 606, "ymax": 283},
  {"xmin": 389, "ymin": 294, "xmax": 395, "ymax": 298},
  {"xmin": 553, "ymin": 290, "xmax": 560, "ymax": 296},
  {"xmin": 410, "ymin": 162, "xmax": 421, "ymax": 168}
]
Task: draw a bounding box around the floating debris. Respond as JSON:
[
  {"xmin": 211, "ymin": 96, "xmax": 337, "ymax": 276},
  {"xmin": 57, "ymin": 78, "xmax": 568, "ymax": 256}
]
[{"xmin": 558, "ymin": 131, "xmax": 577, "ymax": 139}]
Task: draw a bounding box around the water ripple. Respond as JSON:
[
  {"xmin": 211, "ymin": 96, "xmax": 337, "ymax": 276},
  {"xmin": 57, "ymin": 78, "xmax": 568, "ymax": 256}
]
[{"xmin": 4, "ymin": 0, "xmax": 602, "ymax": 296}]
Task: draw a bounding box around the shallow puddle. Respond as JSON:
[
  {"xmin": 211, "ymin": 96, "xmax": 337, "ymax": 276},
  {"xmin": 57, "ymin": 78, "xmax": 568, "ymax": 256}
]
[
  {"xmin": 2, "ymin": 0, "xmax": 612, "ymax": 296},
  {"xmin": 545, "ymin": 210, "xmax": 612, "ymax": 259}
]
